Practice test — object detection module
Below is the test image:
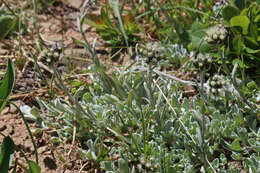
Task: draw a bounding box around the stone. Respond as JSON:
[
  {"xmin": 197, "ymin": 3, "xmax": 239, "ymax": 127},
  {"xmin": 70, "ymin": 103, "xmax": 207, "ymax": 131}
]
[
  {"xmin": 65, "ymin": 0, "xmax": 83, "ymax": 8},
  {"xmin": 38, "ymin": 146, "xmax": 48, "ymax": 154}
]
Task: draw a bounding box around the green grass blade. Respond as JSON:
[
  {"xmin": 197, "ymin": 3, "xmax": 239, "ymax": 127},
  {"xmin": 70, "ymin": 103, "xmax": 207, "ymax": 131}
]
[
  {"xmin": 0, "ymin": 59, "xmax": 15, "ymax": 113},
  {"xmin": 110, "ymin": 0, "xmax": 129, "ymax": 50}
]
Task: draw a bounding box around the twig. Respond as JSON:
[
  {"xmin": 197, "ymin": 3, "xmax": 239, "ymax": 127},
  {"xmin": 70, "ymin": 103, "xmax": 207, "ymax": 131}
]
[
  {"xmin": 10, "ymin": 88, "xmax": 48, "ymax": 100},
  {"xmin": 0, "ymin": 55, "xmax": 15, "ymax": 58},
  {"xmin": 153, "ymin": 79, "xmax": 197, "ymax": 144},
  {"xmin": 153, "ymin": 69, "xmax": 196, "ymax": 86},
  {"xmin": 67, "ymin": 118, "xmax": 77, "ymax": 156},
  {"xmin": 79, "ymin": 162, "xmax": 89, "ymax": 173},
  {"xmin": 135, "ymin": 66, "xmax": 196, "ymax": 86}
]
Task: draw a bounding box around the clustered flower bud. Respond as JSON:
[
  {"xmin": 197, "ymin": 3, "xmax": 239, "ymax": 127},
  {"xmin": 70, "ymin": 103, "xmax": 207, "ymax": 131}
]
[
  {"xmin": 138, "ymin": 156, "xmax": 158, "ymax": 172},
  {"xmin": 192, "ymin": 53, "xmax": 213, "ymax": 71},
  {"xmin": 204, "ymin": 25, "xmax": 227, "ymax": 44},
  {"xmin": 38, "ymin": 48, "xmax": 60, "ymax": 65},
  {"xmin": 209, "ymin": 74, "xmax": 226, "ymax": 95},
  {"xmin": 138, "ymin": 42, "xmax": 166, "ymax": 63}
]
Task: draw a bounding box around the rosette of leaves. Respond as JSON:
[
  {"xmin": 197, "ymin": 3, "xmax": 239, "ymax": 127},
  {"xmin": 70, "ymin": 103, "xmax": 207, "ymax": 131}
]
[
  {"xmin": 138, "ymin": 42, "xmax": 166, "ymax": 64},
  {"xmin": 160, "ymin": 44, "xmax": 188, "ymax": 69},
  {"xmin": 208, "ymin": 74, "xmax": 226, "ymax": 95},
  {"xmin": 204, "ymin": 25, "xmax": 227, "ymax": 44},
  {"xmin": 38, "ymin": 48, "xmax": 60, "ymax": 65}
]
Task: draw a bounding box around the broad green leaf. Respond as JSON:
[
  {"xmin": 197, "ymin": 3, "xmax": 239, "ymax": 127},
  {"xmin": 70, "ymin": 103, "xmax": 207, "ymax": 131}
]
[
  {"xmin": 0, "ymin": 136, "xmax": 15, "ymax": 173},
  {"xmin": 0, "ymin": 59, "xmax": 15, "ymax": 113},
  {"xmin": 0, "ymin": 15, "xmax": 17, "ymax": 40},
  {"xmin": 28, "ymin": 160, "xmax": 41, "ymax": 173},
  {"xmin": 189, "ymin": 21, "xmax": 207, "ymax": 48},
  {"xmin": 222, "ymin": 5, "xmax": 240, "ymax": 22},
  {"xmin": 230, "ymin": 15, "xmax": 250, "ymax": 35},
  {"xmin": 234, "ymin": 0, "xmax": 245, "ymax": 10}
]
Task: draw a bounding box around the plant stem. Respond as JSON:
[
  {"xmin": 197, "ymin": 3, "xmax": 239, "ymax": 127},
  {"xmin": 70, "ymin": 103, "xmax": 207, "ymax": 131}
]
[
  {"xmin": 198, "ymin": 71, "xmax": 207, "ymax": 164},
  {"xmin": 218, "ymin": 45, "xmax": 255, "ymax": 110},
  {"xmin": 32, "ymin": 0, "xmax": 42, "ymax": 50},
  {"xmin": 11, "ymin": 102, "xmax": 39, "ymax": 164},
  {"xmin": 1, "ymin": 0, "xmax": 17, "ymax": 16},
  {"xmin": 52, "ymin": 64, "xmax": 96, "ymax": 122},
  {"xmin": 148, "ymin": 63, "xmax": 155, "ymax": 108},
  {"xmin": 141, "ymin": 108, "xmax": 148, "ymax": 154}
]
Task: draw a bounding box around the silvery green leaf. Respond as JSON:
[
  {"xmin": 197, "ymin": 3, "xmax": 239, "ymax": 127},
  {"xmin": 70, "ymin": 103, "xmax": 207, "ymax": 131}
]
[
  {"xmin": 118, "ymin": 158, "xmax": 129, "ymax": 173},
  {"xmin": 196, "ymin": 126, "xmax": 203, "ymax": 147},
  {"xmin": 101, "ymin": 161, "xmax": 116, "ymax": 172},
  {"xmin": 20, "ymin": 105, "xmax": 37, "ymax": 121}
]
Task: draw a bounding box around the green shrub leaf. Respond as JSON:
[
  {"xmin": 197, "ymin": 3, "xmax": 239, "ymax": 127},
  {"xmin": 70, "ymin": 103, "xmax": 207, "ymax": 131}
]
[
  {"xmin": 0, "ymin": 15, "xmax": 17, "ymax": 40},
  {"xmin": 0, "ymin": 136, "xmax": 15, "ymax": 173},
  {"xmin": 230, "ymin": 15, "xmax": 250, "ymax": 35},
  {"xmin": 222, "ymin": 5, "xmax": 240, "ymax": 22},
  {"xmin": 234, "ymin": 0, "xmax": 245, "ymax": 10},
  {"xmin": 189, "ymin": 21, "xmax": 207, "ymax": 48},
  {"xmin": 0, "ymin": 59, "xmax": 15, "ymax": 114}
]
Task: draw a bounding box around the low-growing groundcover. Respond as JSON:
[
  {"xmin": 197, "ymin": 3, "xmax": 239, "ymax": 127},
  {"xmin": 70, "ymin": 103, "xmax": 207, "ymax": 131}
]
[
  {"xmin": 37, "ymin": 56, "xmax": 260, "ymax": 172},
  {"xmin": 1, "ymin": 0, "xmax": 260, "ymax": 172},
  {"xmin": 35, "ymin": 0, "xmax": 260, "ymax": 172}
]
